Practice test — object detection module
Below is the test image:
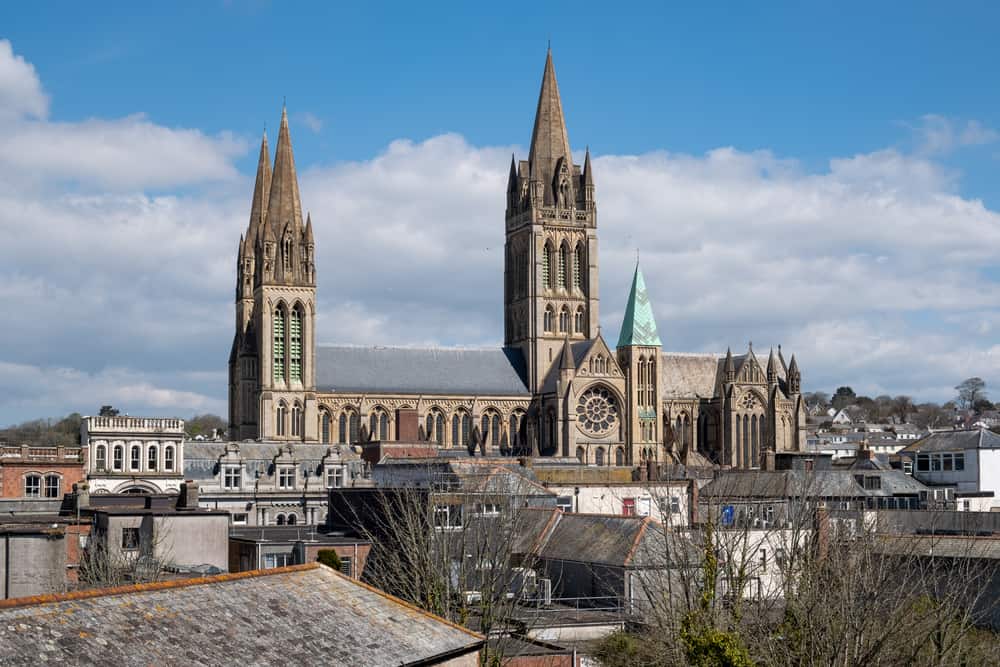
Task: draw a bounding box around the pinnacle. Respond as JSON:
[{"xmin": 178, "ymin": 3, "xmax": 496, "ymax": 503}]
[
  {"xmin": 616, "ymin": 262, "xmax": 662, "ymax": 348},
  {"xmin": 528, "ymin": 49, "xmax": 572, "ymax": 205},
  {"xmin": 266, "ymin": 104, "xmax": 304, "ymax": 234},
  {"xmin": 246, "ymin": 131, "xmax": 272, "ymax": 247}
]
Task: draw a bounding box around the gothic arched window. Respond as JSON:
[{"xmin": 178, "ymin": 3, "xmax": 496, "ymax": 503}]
[
  {"xmin": 462, "ymin": 413, "xmax": 472, "ymax": 447},
  {"xmin": 435, "ymin": 412, "xmax": 445, "ymax": 446},
  {"xmin": 751, "ymin": 414, "xmax": 759, "ymax": 468},
  {"xmin": 543, "ymin": 306, "xmax": 554, "ymax": 333},
  {"xmin": 282, "ymin": 234, "xmax": 292, "ymax": 274},
  {"xmin": 574, "ymin": 243, "xmax": 584, "ymax": 291},
  {"xmin": 113, "ymin": 445, "xmax": 124, "ymax": 471},
  {"xmin": 321, "ymin": 410, "xmax": 331, "ymax": 443},
  {"xmin": 559, "ymin": 306, "xmax": 569, "ymax": 333},
  {"xmin": 273, "ymin": 307, "xmax": 286, "ymax": 383},
  {"xmin": 491, "ymin": 413, "xmax": 501, "ymax": 448},
  {"xmin": 276, "ymin": 402, "xmax": 287, "ymax": 436},
  {"xmin": 558, "ymin": 244, "xmax": 568, "ymax": 289},
  {"xmin": 147, "ymin": 445, "xmax": 158, "ymax": 471},
  {"xmin": 130, "ymin": 445, "xmax": 141, "ymax": 471},
  {"xmin": 452, "ymin": 414, "xmax": 461, "ymax": 448},
  {"xmin": 380, "ymin": 411, "xmax": 389, "ymax": 441},
  {"xmin": 291, "ymin": 402, "xmax": 302, "ymax": 437},
  {"xmin": 542, "ymin": 244, "xmax": 552, "ymax": 288},
  {"xmin": 95, "ymin": 445, "xmax": 107, "ymax": 472},
  {"xmin": 339, "ymin": 413, "xmax": 347, "ymax": 443},
  {"xmin": 164, "ymin": 445, "xmax": 175, "ymax": 471},
  {"xmin": 576, "ymin": 446, "xmax": 585, "ymax": 463},
  {"xmin": 615, "ymin": 447, "xmax": 625, "ymax": 466},
  {"xmin": 289, "ymin": 306, "xmax": 303, "ymax": 382},
  {"xmin": 349, "ymin": 411, "xmax": 360, "ymax": 443},
  {"xmin": 595, "ymin": 447, "xmax": 605, "ymax": 466}
]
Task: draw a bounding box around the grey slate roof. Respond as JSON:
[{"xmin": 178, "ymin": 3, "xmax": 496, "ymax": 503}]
[
  {"xmin": 660, "ymin": 353, "xmax": 721, "ymax": 398},
  {"xmin": 316, "ymin": 345, "xmax": 530, "ymax": 396},
  {"xmin": 0, "ymin": 564, "xmax": 483, "ymax": 667},
  {"xmin": 184, "ymin": 441, "xmax": 360, "ymax": 481},
  {"xmin": 900, "ymin": 429, "xmax": 1000, "ymax": 454},
  {"xmin": 700, "ymin": 469, "xmax": 929, "ymax": 500}
]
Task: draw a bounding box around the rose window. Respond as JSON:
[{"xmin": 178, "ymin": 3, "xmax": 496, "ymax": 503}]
[
  {"xmin": 739, "ymin": 393, "xmax": 757, "ymax": 410},
  {"xmin": 576, "ymin": 387, "xmax": 619, "ymax": 436}
]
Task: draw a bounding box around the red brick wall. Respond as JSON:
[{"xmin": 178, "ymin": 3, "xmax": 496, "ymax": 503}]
[
  {"xmin": 0, "ymin": 461, "xmax": 85, "ymax": 499},
  {"xmin": 304, "ymin": 543, "xmax": 371, "ymax": 579}
]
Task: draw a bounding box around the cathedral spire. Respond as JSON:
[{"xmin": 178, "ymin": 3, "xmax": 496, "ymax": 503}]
[
  {"xmin": 767, "ymin": 347, "xmax": 778, "ymax": 384},
  {"xmin": 266, "ymin": 105, "xmax": 304, "ymax": 234},
  {"xmin": 559, "ymin": 336, "xmax": 575, "ymax": 370},
  {"xmin": 583, "ymin": 146, "xmax": 594, "ymax": 187},
  {"xmin": 304, "ymin": 212, "xmax": 314, "ymax": 243},
  {"xmin": 616, "ymin": 263, "xmax": 662, "ymax": 348},
  {"xmin": 246, "ymin": 131, "xmax": 271, "ymax": 248},
  {"xmin": 528, "ymin": 48, "xmax": 572, "ymax": 204},
  {"xmin": 724, "ymin": 347, "xmax": 735, "ymax": 382}
]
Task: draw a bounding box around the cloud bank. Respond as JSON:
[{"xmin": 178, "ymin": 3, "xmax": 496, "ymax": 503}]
[{"xmin": 0, "ymin": 39, "xmax": 998, "ymax": 425}]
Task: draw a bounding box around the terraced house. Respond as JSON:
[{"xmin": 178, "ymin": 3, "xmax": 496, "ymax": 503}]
[{"xmin": 228, "ymin": 51, "xmax": 808, "ymax": 469}]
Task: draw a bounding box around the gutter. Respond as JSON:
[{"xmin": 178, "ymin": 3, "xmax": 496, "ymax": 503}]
[{"xmin": 404, "ymin": 640, "xmax": 487, "ymax": 667}]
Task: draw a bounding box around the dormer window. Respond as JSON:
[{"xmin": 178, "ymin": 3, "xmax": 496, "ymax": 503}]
[
  {"xmin": 325, "ymin": 465, "xmax": 345, "ymax": 489},
  {"xmin": 277, "ymin": 465, "xmax": 295, "ymax": 489}
]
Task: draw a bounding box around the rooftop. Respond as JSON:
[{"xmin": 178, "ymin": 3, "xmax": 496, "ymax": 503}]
[{"xmin": 0, "ymin": 564, "xmax": 483, "ymax": 666}]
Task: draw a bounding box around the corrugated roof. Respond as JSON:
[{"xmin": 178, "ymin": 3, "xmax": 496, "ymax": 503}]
[
  {"xmin": 0, "ymin": 564, "xmax": 483, "ymax": 666},
  {"xmin": 315, "ymin": 345, "xmax": 530, "ymax": 396}
]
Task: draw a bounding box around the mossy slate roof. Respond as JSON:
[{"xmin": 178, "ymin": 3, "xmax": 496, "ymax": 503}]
[{"xmin": 0, "ymin": 564, "xmax": 483, "ymax": 667}]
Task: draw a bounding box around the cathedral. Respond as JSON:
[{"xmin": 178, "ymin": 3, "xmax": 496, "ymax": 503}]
[{"xmin": 229, "ymin": 50, "xmax": 807, "ymax": 469}]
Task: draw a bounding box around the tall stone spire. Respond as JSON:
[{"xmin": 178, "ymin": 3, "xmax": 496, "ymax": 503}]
[
  {"xmin": 767, "ymin": 347, "xmax": 778, "ymax": 384},
  {"xmin": 617, "ymin": 263, "xmax": 662, "ymax": 348},
  {"xmin": 528, "ymin": 48, "xmax": 573, "ymax": 204},
  {"xmin": 246, "ymin": 131, "xmax": 271, "ymax": 249},
  {"xmin": 266, "ymin": 106, "xmax": 304, "ymax": 234}
]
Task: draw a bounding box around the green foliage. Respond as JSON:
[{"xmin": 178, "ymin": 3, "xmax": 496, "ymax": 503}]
[
  {"xmin": 185, "ymin": 413, "xmax": 227, "ymax": 438},
  {"xmin": 594, "ymin": 631, "xmax": 642, "ymax": 667},
  {"xmin": 316, "ymin": 549, "xmax": 342, "ymax": 571},
  {"xmin": 680, "ymin": 615, "xmax": 754, "ymax": 667},
  {"xmin": 0, "ymin": 411, "xmax": 83, "ymax": 445}
]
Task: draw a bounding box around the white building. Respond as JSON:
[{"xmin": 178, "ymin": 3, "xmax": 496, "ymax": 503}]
[
  {"xmin": 81, "ymin": 416, "xmax": 185, "ymax": 494},
  {"xmin": 901, "ymin": 429, "xmax": 1000, "ymax": 511},
  {"xmin": 544, "ymin": 480, "xmax": 691, "ymax": 527}
]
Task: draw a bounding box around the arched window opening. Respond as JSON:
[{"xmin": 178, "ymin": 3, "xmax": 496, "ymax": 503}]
[
  {"xmin": 435, "ymin": 413, "xmax": 445, "ymax": 446},
  {"xmin": 291, "ymin": 402, "xmax": 302, "ymax": 437},
  {"xmin": 287, "ymin": 514, "xmax": 297, "ymax": 526},
  {"xmin": 276, "ymin": 403, "xmax": 287, "ymax": 437},
  {"xmin": 574, "ymin": 307, "xmax": 585, "ymax": 334},
  {"xmin": 546, "ymin": 410, "xmax": 556, "ymax": 451},
  {"xmin": 543, "ymin": 306, "xmax": 554, "ymax": 333},
  {"xmin": 491, "ymin": 414, "xmax": 501, "ymax": 448},
  {"xmin": 321, "ymin": 411, "xmax": 331, "ymax": 443},
  {"xmin": 147, "ymin": 445, "xmax": 158, "ymax": 471},
  {"xmin": 742, "ymin": 415, "xmax": 750, "ymax": 468},
  {"xmin": 751, "ymin": 414, "xmax": 759, "ymax": 468},
  {"xmin": 273, "ymin": 308, "xmax": 286, "ymax": 383},
  {"xmin": 462, "ymin": 413, "xmax": 471, "ymax": 447},
  {"xmin": 558, "ymin": 244, "xmax": 568, "ymax": 289},
  {"xmin": 542, "ymin": 244, "xmax": 552, "ymax": 288},
  {"xmin": 289, "ymin": 306, "xmax": 303, "ymax": 382},
  {"xmin": 24, "ymin": 474, "xmax": 41, "ymax": 497},
  {"xmin": 615, "ymin": 447, "xmax": 625, "ymax": 466},
  {"xmin": 510, "ymin": 413, "xmax": 523, "ymax": 449},
  {"xmin": 380, "ymin": 412, "xmax": 389, "ymax": 441},
  {"xmin": 574, "ymin": 244, "xmax": 584, "ymax": 291},
  {"xmin": 735, "ymin": 414, "xmax": 742, "ymax": 466},
  {"xmin": 113, "ymin": 445, "xmax": 124, "ymax": 472},
  {"xmin": 595, "ymin": 447, "xmax": 606, "ymax": 466},
  {"xmin": 130, "ymin": 445, "xmax": 141, "ymax": 471},
  {"xmin": 96, "ymin": 445, "xmax": 107, "ymax": 472},
  {"xmin": 339, "ymin": 413, "xmax": 347, "ymax": 443},
  {"xmin": 452, "ymin": 414, "xmax": 460, "ymax": 448},
  {"xmin": 44, "ymin": 475, "xmax": 60, "ymax": 498},
  {"xmin": 283, "ymin": 235, "xmax": 292, "ymax": 274},
  {"xmin": 164, "ymin": 446, "xmax": 175, "ymax": 471},
  {"xmin": 276, "ymin": 514, "xmax": 286, "ymax": 526},
  {"xmin": 559, "ymin": 306, "xmax": 569, "ymax": 333},
  {"xmin": 576, "ymin": 446, "xmax": 585, "ymax": 463},
  {"xmin": 349, "ymin": 412, "xmax": 360, "ymax": 443}
]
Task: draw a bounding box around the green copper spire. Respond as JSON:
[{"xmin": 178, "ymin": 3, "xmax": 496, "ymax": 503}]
[{"xmin": 616, "ymin": 263, "xmax": 662, "ymax": 348}]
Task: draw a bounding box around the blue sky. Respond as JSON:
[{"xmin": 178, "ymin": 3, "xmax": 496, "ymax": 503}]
[{"xmin": 0, "ymin": 2, "xmax": 999, "ymax": 424}]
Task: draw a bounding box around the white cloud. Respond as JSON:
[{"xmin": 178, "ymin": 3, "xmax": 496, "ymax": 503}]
[
  {"xmin": 910, "ymin": 114, "xmax": 999, "ymax": 156},
  {"xmin": 296, "ymin": 111, "xmax": 323, "ymax": 133},
  {"xmin": 0, "ymin": 39, "xmax": 48, "ymax": 120}
]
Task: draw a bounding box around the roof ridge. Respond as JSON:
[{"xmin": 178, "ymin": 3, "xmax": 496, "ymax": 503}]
[
  {"xmin": 0, "ymin": 563, "xmax": 320, "ymax": 611},
  {"xmin": 318, "ymin": 343, "xmax": 507, "ymax": 352}
]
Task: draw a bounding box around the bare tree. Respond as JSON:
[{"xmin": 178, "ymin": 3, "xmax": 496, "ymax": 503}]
[
  {"xmin": 79, "ymin": 514, "xmax": 175, "ymax": 589},
  {"xmin": 955, "ymin": 377, "xmax": 987, "ymax": 412}
]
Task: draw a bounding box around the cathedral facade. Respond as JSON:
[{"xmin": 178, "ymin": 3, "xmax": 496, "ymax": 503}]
[{"xmin": 228, "ymin": 51, "xmax": 807, "ymax": 469}]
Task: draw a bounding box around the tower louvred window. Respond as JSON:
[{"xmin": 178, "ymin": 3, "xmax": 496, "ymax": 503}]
[
  {"xmin": 558, "ymin": 245, "xmax": 568, "ymax": 288},
  {"xmin": 542, "ymin": 246, "xmax": 551, "ymax": 287},
  {"xmin": 574, "ymin": 244, "xmax": 583, "ymax": 290},
  {"xmin": 273, "ymin": 309, "xmax": 285, "ymax": 382},
  {"xmin": 290, "ymin": 307, "xmax": 302, "ymax": 382}
]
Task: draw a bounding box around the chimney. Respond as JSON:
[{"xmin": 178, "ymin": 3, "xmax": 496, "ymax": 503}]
[
  {"xmin": 815, "ymin": 506, "xmax": 829, "ymax": 561},
  {"xmin": 177, "ymin": 481, "xmax": 199, "ymax": 510},
  {"xmin": 396, "ymin": 408, "xmax": 419, "ymax": 441},
  {"xmin": 73, "ymin": 481, "xmax": 90, "ymax": 511}
]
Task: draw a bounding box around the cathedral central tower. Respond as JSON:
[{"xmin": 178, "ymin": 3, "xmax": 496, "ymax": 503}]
[{"xmin": 504, "ymin": 49, "xmax": 599, "ymax": 393}]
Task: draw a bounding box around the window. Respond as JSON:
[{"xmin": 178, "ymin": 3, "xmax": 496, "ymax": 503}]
[
  {"xmin": 349, "ymin": 412, "xmax": 360, "ymax": 443},
  {"xmin": 130, "ymin": 445, "xmax": 141, "ymax": 471},
  {"xmin": 339, "ymin": 413, "xmax": 347, "ymax": 443},
  {"xmin": 289, "ymin": 306, "xmax": 302, "ymax": 382},
  {"xmin": 44, "ymin": 475, "xmax": 60, "ymax": 498},
  {"xmin": 264, "ymin": 553, "xmax": 292, "ymax": 569},
  {"xmin": 95, "ymin": 445, "xmax": 107, "ymax": 471},
  {"xmin": 916, "ymin": 454, "xmax": 930, "ymax": 472},
  {"xmin": 113, "ymin": 445, "xmax": 124, "ymax": 471},
  {"xmin": 615, "ymin": 447, "xmax": 625, "ymax": 466},
  {"xmin": 291, "ymin": 402, "xmax": 302, "ymax": 437},
  {"xmin": 24, "ymin": 474, "xmax": 41, "ymax": 497},
  {"xmin": 276, "ymin": 402, "xmax": 287, "ymax": 436},
  {"xmin": 573, "ymin": 244, "xmax": 584, "ymax": 291},
  {"xmin": 759, "ymin": 549, "xmax": 767, "ymax": 571},
  {"xmin": 558, "ymin": 244, "xmax": 568, "ymax": 288},
  {"xmin": 339, "ymin": 556, "xmax": 353, "ymax": 577},
  {"xmin": 231, "ymin": 513, "xmax": 248, "ymax": 525},
  {"xmin": 955, "ymin": 453, "xmax": 965, "ymax": 471},
  {"xmin": 543, "ymin": 306, "xmax": 554, "ymax": 333},
  {"xmin": 622, "ymin": 498, "xmax": 636, "ymax": 516},
  {"xmin": 931, "ymin": 454, "xmax": 941, "ymax": 471},
  {"xmin": 763, "ymin": 505, "xmax": 775, "ymax": 523},
  {"xmin": 542, "ymin": 244, "xmax": 551, "ymax": 287},
  {"xmin": 942, "ymin": 453, "xmax": 953, "ymax": 471},
  {"xmin": 576, "ymin": 446, "xmax": 585, "ymax": 463},
  {"xmin": 321, "ymin": 411, "xmax": 331, "ymax": 443},
  {"xmin": 574, "ymin": 307, "xmax": 585, "ymax": 334},
  {"xmin": 275, "ymin": 514, "xmax": 286, "ymax": 526},
  {"xmin": 775, "ymin": 548, "xmax": 786, "ymax": 568},
  {"xmin": 278, "ymin": 466, "xmax": 295, "ymax": 489},
  {"xmin": 122, "ymin": 527, "xmax": 140, "ymax": 551},
  {"xmin": 223, "ymin": 465, "xmax": 241, "ymax": 490},
  {"xmin": 670, "ymin": 496, "xmax": 681, "ymax": 514},
  {"xmin": 474, "ymin": 503, "xmax": 501, "ymax": 516},
  {"xmin": 559, "ymin": 306, "xmax": 569, "ymax": 332},
  {"xmin": 595, "ymin": 447, "xmax": 605, "ymax": 466},
  {"xmin": 273, "ymin": 308, "xmax": 286, "ymax": 382},
  {"xmin": 164, "ymin": 446, "xmax": 175, "ymax": 471},
  {"xmin": 433, "ymin": 504, "xmax": 462, "ymax": 530},
  {"xmin": 287, "ymin": 514, "xmax": 297, "ymax": 525},
  {"xmin": 556, "ymin": 496, "xmax": 573, "ymax": 512},
  {"xmin": 147, "ymin": 445, "xmax": 158, "ymax": 471},
  {"xmin": 325, "ymin": 466, "xmax": 344, "ymax": 489},
  {"xmin": 864, "ymin": 476, "xmax": 882, "ymax": 491}
]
